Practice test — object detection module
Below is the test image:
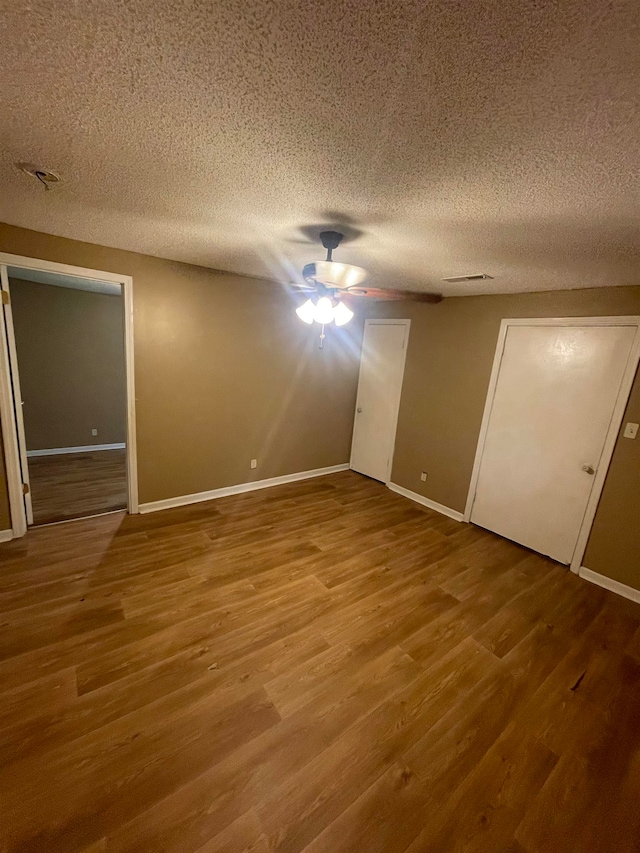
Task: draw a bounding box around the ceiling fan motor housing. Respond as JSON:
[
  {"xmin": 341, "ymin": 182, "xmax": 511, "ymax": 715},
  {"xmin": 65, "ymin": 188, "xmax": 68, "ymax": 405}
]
[
  {"xmin": 319, "ymin": 230, "xmax": 344, "ymax": 253},
  {"xmin": 302, "ymin": 261, "xmax": 369, "ymax": 290},
  {"xmin": 297, "ymin": 230, "xmax": 442, "ymax": 302}
]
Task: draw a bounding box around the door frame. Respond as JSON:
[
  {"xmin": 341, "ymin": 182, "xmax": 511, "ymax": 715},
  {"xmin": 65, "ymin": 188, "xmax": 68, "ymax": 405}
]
[
  {"xmin": 350, "ymin": 318, "xmax": 411, "ymax": 485},
  {"xmin": 463, "ymin": 316, "xmax": 640, "ymax": 574},
  {"xmin": 0, "ymin": 252, "xmax": 138, "ymax": 537},
  {"xmin": 0, "ymin": 266, "xmax": 34, "ymax": 526}
]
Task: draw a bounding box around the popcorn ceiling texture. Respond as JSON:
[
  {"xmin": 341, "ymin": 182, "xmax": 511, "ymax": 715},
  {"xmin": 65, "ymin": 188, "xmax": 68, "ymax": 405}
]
[{"xmin": 0, "ymin": 0, "xmax": 638, "ymax": 296}]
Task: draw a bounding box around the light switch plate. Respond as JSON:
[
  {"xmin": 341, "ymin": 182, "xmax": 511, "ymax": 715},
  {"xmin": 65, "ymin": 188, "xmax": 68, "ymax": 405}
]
[
  {"xmin": 420, "ymin": 472, "xmax": 427, "ymax": 482},
  {"xmin": 623, "ymin": 422, "xmax": 639, "ymax": 439}
]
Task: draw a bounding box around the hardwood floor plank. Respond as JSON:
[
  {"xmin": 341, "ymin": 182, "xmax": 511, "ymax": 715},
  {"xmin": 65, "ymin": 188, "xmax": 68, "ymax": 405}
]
[
  {"xmin": 402, "ymin": 723, "xmax": 557, "ymax": 853},
  {"xmin": 0, "ymin": 597, "xmax": 125, "ymax": 661},
  {"xmin": 398, "ymin": 559, "xmax": 551, "ymax": 673},
  {"xmin": 104, "ymin": 645, "xmax": 423, "ymax": 853},
  {"xmin": 0, "ymin": 667, "xmax": 77, "ymax": 730},
  {"xmin": 0, "ymin": 630, "xmax": 332, "ymax": 769},
  {"xmin": 28, "ymin": 450, "xmax": 127, "ymax": 525},
  {"xmin": 471, "ymin": 557, "xmax": 568, "ymax": 657},
  {"xmin": 256, "ymin": 638, "xmax": 497, "ymax": 853},
  {"xmin": 515, "ymin": 671, "xmax": 640, "ymax": 853},
  {"xmin": 0, "ymin": 687, "xmax": 280, "ymax": 853},
  {"xmin": 297, "ymin": 761, "xmax": 428, "ymax": 853},
  {"xmin": 78, "ymin": 841, "xmax": 108, "ymax": 853},
  {"xmin": 0, "ymin": 471, "xmax": 638, "ymax": 853},
  {"xmin": 511, "ymin": 600, "xmax": 640, "ymax": 759},
  {"xmin": 0, "ymin": 529, "xmax": 209, "ymax": 602},
  {"xmin": 75, "ymin": 576, "xmax": 331, "ymax": 694},
  {"xmin": 194, "ymin": 810, "xmax": 269, "ymax": 853},
  {"xmin": 626, "ymin": 623, "xmax": 640, "ymax": 661}
]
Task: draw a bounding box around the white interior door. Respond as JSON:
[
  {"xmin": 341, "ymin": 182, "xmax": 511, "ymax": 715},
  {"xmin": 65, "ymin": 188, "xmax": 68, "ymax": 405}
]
[
  {"xmin": 350, "ymin": 321, "xmax": 409, "ymax": 483},
  {"xmin": 470, "ymin": 323, "xmax": 637, "ymax": 564},
  {"xmin": 0, "ymin": 266, "xmax": 32, "ymax": 525}
]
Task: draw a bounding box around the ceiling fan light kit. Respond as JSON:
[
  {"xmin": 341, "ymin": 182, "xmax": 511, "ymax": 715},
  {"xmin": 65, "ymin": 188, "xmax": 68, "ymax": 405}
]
[
  {"xmin": 295, "ymin": 295, "xmax": 355, "ymax": 327},
  {"xmin": 294, "ymin": 229, "xmax": 443, "ymax": 346},
  {"xmin": 295, "ymin": 230, "xmax": 360, "ymax": 346},
  {"xmin": 333, "ymin": 300, "xmax": 355, "ymax": 326}
]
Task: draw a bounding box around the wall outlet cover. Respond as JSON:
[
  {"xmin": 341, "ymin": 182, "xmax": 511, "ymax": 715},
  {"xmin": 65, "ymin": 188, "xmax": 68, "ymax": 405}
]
[
  {"xmin": 623, "ymin": 422, "xmax": 639, "ymax": 439},
  {"xmin": 420, "ymin": 472, "xmax": 427, "ymax": 482},
  {"xmin": 250, "ymin": 458, "xmax": 258, "ymax": 469},
  {"xmin": 91, "ymin": 429, "xmax": 98, "ymax": 436}
]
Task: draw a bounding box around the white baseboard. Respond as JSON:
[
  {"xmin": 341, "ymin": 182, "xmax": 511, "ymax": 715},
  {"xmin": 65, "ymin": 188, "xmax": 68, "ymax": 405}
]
[
  {"xmin": 579, "ymin": 565, "xmax": 640, "ymax": 605},
  {"xmin": 139, "ymin": 463, "xmax": 350, "ymax": 514},
  {"xmin": 0, "ymin": 529, "xmax": 14, "ymax": 543},
  {"xmin": 387, "ymin": 482, "xmax": 465, "ymax": 522},
  {"xmin": 27, "ymin": 443, "xmax": 126, "ymax": 458}
]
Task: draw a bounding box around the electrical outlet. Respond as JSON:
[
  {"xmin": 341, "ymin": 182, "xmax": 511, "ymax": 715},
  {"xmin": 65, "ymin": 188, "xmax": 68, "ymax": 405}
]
[
  {"xmin": 91, "ymin": 429, "xmax": 98, "ymax": 437},
  {"xmin": 623, "ymin": 422, "xmax": 639, "ymax": 439},
  {"xmin": 420, "ymin": 471, "xmax": 427, "ymax": 482},
  {"xmin": 250, "ymin": 459, "xmax": 257, "ymax": 469}
]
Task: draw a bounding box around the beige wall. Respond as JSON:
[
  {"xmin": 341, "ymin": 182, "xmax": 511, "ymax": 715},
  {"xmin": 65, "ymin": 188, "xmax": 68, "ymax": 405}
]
[
  {"xmin": 0, "ymin": 223, "xmax": 363, "ymax": 527},
  {"xmin": 367, "ymin": 286, "xmax": 640, "ymax": 591},
  {"xmin": 10, "ymin": 278, "xmax": 126, "ymax": 450},
  {"xmin": 1, "ymin": 222, "xmax": 636, "ymax": 595},
  {"xmin": 584, "ymin": 376, "xmax": 640, "ymax": 587}
]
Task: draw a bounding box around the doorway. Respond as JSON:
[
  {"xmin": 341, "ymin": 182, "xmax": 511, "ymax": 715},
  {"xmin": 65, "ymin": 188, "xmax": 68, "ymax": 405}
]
[
  {"xmin": 0, "ymin": 255, "xmax": 138, "ymax": 535},
  {"xmin": 465, "ymin": 317, "xmax": 640, "ymax": 571},
  {"xmin": 350, "ymin": 319, "xmax": 410, "ymax": 483}
]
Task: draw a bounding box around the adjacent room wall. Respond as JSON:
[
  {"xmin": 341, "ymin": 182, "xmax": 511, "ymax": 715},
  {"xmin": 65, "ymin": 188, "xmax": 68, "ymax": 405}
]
[
  {"xmin": 10, "ymin": 278, "xmax": 126, "ymax": 451},
  {"xmin": 0, "ymin": 222, "xmax": 363, "ymax": 529},
  {"xmin": 367, "ymin": 286, "xmax": 640, "ymax": 591}
]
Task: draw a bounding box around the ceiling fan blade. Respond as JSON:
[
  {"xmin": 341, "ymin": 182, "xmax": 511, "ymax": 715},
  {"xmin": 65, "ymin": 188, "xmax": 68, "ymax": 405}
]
[
  {"xmin": 346, "ymin": 286, "xmax": 442, "ymax": 303},
  {"xmin": 286, "ymin": 283, "xmax": 317, "ymax": 292}
]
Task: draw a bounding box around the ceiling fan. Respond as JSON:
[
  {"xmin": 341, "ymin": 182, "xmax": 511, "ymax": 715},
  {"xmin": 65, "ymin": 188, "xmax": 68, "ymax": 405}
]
[{"xmin": 291, "ymin": 230, "xmax": 442, "ymax": 343}]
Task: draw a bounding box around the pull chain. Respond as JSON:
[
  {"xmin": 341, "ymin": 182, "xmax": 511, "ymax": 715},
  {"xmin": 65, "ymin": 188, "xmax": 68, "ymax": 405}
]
[{"xmin": 319, "ymin": 324, "xmax": 326, "ymax": 350}]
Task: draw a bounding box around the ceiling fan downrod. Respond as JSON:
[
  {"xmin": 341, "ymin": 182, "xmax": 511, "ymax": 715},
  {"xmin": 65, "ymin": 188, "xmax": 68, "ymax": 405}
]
[{"xmin": 319, "ymin": 230, "xmax": 344, "ymax": 262}]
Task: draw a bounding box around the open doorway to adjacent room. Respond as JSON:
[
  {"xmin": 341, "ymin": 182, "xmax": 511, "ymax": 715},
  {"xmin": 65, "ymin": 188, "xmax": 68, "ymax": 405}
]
[{"xmin": 0, "ymin": 256, "xmax": 138, "ymax": 531}]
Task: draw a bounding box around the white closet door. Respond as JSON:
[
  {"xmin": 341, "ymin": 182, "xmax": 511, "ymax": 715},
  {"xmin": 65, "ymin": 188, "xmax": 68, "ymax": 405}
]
[
  {"xmin": 470, "ymin": 324, "xmax": 636, "ymax": 564},
  {"xmin": 350, "ymin": 321, "xmax": 409, "ymax": 483}
]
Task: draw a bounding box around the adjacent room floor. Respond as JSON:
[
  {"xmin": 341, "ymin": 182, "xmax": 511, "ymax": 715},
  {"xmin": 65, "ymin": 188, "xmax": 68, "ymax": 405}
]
[
  {"xmin": 0, "ymin": 471, "xmax": 638, "ymax": 852},
  {"xmin": 28, "ymin": 449, "xmax": 128, "ymax": 525}
]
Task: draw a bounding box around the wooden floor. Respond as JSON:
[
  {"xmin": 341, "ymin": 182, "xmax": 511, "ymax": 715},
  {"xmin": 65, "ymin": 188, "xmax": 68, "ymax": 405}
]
[
  {"xmin": 28, "ymin": 449, "xmax": 128, "ymax": 525},
  {"xmin": 0, "ymin": 471, "xmax": 639, "ymax": 853}
]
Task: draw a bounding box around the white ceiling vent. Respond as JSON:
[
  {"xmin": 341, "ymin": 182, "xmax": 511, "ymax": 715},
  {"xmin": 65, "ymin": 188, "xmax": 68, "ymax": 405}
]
[{"xmin": 442, "ymin": 273, "xmax": 494, "ymax": 283}]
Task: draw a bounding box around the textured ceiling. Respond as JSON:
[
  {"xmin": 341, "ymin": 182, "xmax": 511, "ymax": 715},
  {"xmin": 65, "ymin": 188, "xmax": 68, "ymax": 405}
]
[{"xmin": 0, "ymin": 0, "xmax": 638, "ymax": 297}]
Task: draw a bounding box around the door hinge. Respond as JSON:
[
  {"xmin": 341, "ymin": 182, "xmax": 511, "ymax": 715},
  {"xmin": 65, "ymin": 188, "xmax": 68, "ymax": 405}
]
[
  {"xmin": 1, "ymin": 291, "xmax": 9, "ymax": 305},
  {"xmin": 22, "ymin": 482, "xmax": 29, "ymax": 495}
]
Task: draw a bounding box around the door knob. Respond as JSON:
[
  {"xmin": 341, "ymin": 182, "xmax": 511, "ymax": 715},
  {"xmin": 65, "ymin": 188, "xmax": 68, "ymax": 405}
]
[
  {"xmin": 582, "ymin": 465, "xmax": 595, "ymax": 475},
  {"xmin": 357, "ymin": 407, "xmax": 363, "ymax": 413}
]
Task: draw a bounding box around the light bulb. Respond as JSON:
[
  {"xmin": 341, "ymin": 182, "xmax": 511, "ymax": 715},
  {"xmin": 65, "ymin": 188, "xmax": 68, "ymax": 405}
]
[
  {"xmin": 295, "ymin": 298, "xmax": 315, "ymax": 324},
  {"xmin": 333, "ymin": 301, "xmax": 354, "ymax": 326},
  {"xmin": 313, "ymin": 296, "xmax": 335, "ymax": 325}
]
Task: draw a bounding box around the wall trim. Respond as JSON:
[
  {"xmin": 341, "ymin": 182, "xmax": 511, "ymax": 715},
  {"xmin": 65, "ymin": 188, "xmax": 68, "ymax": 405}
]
[
  {"xmin": 27, "ymin": 443, "xmax": 126, "ymax": 458},
  {"xmin": 0, "ymin": 529, "xmax": 14, "ymax": 543},
  {"xmin": 139, "ymin": 463, "xmax": 350, "ymax": 514},
  {"xmin": 579, "ymin": 565, "xmax": 640, "ymax": 605},
  {"xmin": 387, "ymin": 482, "xmax": 465, "ymax": 522}
]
